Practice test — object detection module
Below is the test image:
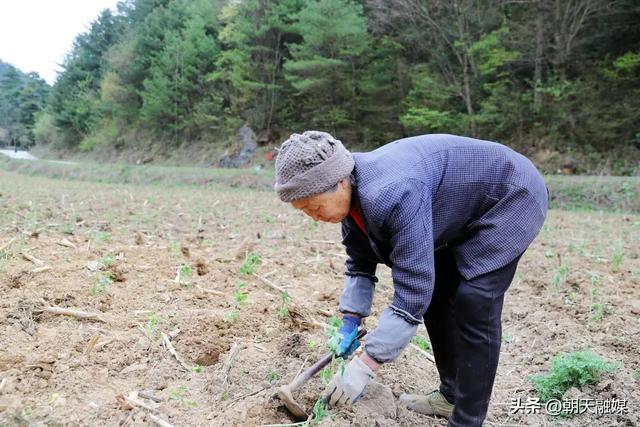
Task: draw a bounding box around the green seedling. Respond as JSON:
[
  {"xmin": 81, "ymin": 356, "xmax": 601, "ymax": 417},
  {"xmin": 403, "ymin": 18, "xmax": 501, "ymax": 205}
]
[
  {"xmin": 169, "ymin": 240, "xmax": 181, "ymax": 256},
  {"xmin": 234, "ymin": 282, "xmax": 248, "ymax": 307},
  {"xmin": 319, "ymin": 366, "xmax": 333, "ymax": 385},
  {"xmin": 63, "ymin": 222, "xmax": 75, "ymax": 235},
  {"xmin": 168, "ymin": 385, "xmax": 198, "ymax": 407},
  {"xmin": 90, "ymin": 271, "xmax": 114, "ymax": 295},
  {"xmin": 325, "ymin": 316, "xmax": 342, "ymax": 356},
  {"xmin": 278, "ymin": 290, "xmax": 292, "ymax": 318},
  {"xmin": 266, "ymin": 368, "xmax": 281, "ymax": 384},
  {"xmin": 412, "ymin": 335, "xmax": 431, "ymax": 352},
  {"xmin": 544, "ymin": 250, "xmax": 555, "ymax": 258},
  {"xmin": 192, "ymin": 365, "xmax": 204, "ymax": 374},
  {"xmin": 226, "ymin": 309, "xmax": 239, "ymax": 322},
  {"xmin": 239, "ymin": 252, "xmax": 261, "ymax": 276},
  {"xmin": 176, "ymin": 263, "xmax": 193, "ymax": 285},
  {"xmin": 611, "ymin": 246, "xmax": 624, "ymax": 273},
  {"xmin": 307, "ymin": 339, "xmax": 317, "ymax": 351},
  {"xmin": 311, "ymin": 398, "xmax": 328, "ymax": 424},
  {"xmin": 551, "ymin": 263, "xmax": 569, "ymax": 290},
  {"xmin": 145, "ymin": 312, "xmax": 161, "ymax": 336},
  {"xmin": 100, "ymin": 253, "xmax": 115, "ymax": 267},
  {"xmin": 633, "ymin": 370, "xmax": 640, "ymax": 381},
  {"xmin": 92, "ymin": 231, "xmax": 111, "ymax": 242},
  {"xmin": 265, "ymin": 215, "xmax": 275, "ymax": 224},
  {"xmin": 531, "ymin": 349, "xmax": 619, "ymax": 406},
  {"xmin": 220, "ymin": 390, "xmax": 231, "ymax": 401}
]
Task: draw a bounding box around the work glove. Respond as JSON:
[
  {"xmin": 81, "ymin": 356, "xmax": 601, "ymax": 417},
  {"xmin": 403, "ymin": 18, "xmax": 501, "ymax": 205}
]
[
  {"xmin": 323, "ymin": 356, "xmax": 375, "ymax": 407},
  {"xmin": 336, "ymin": 314, "xmax": 361, "ymax": 358}
]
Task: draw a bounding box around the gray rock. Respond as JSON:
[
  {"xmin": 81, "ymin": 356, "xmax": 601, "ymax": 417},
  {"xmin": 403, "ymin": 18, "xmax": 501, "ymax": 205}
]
[
  {"xmin": 219, "ymin": 124, "xmax": 257, "ymax": 168},
  {"xmin": 356, "ymin": 381, "xmax": 397, "ymax": 419}
]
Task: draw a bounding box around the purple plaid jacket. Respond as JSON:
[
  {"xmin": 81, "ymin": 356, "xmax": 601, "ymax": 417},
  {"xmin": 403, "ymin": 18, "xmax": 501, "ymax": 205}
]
[{"xmin": 338, "ymin": 134, "xmax": 548, "ymax": 362}]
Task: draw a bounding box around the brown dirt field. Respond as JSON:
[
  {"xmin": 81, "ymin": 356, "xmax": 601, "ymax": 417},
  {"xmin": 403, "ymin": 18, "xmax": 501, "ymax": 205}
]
[{"xmin": 0, "ymin": 169, "xmax": 638, "ymax": 427}]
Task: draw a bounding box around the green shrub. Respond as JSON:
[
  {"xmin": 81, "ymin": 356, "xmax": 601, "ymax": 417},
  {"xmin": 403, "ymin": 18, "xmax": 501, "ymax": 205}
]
[{"xmin": 531, "ymin": 349, "xmax": 619, "ymax": 402}]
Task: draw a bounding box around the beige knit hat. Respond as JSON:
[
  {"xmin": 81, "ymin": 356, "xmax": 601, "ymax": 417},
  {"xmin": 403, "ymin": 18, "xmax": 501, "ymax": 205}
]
[{"xmin": 274, "ymin": 131, "xmax": 354, "ymax": 202}]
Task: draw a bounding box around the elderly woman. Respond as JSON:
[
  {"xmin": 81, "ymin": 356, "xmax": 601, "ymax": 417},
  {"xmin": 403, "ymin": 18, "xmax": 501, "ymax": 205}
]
[{"xmin": 274, "ymin": 131, "xmax": 548, "ymax": 427}]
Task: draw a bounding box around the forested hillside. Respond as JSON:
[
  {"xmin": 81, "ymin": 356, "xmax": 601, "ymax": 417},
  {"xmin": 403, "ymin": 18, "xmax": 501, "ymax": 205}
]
[
  {"xmin": 0, "ymin": 60, "xmax": 49, "ymax": 147},
  {"xmin": 9, "ymin": 0, "xmax": 640, "ymax": 173}
]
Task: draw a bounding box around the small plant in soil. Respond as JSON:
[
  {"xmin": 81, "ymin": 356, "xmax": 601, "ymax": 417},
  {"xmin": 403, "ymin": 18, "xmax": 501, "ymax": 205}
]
[
  {"xmin": 320, "ymin": 317, "xmax": 348, "ymax": 385},
  {"xmin": 531, "ymin": 349, "xmax": 619, "ymax": 404},
  {"xmin": 266, "ymin": 368, "xmax": 281, "ymax": 384},
  {"xmin": 551, "ymin": 263, "xmax": 569, "ymax": 290},
  {"xmin": 145, "ymin": 312, "xmax": 161, "ymax": 336},
  {"xmin": 611, "ymin": 246, "xmax": 624, "ymax": 273},
  {"xmin": 588, "ymin": 272, "xmax": 613, "ymax": 326},
  {"xmin": 90, "ymin": 271, "xmax": 114, "ymax": 295},
  {"xmin": 278, "ymin": 290, "xmax": 292, "ymax": 318},
  {"xmin": 191, "ymin": 365, "xmax": 204, "ymax": 374},
  {"xmin": 412, "ymin": 335, "xmax": 431, "ymax": 352},
  {"xmin": 168, "ymin": 385, "xmax": 198, "ymax": 407},
  {"xmin": 177, "ymin": 263, "xmax": 193, "ymax": 284},
  {"xmin": 633, "ymin": 370, "xmax": 640, "ymax": 381},
  {"xmin": 234, "ymin": 282, "xmax": 248, "ymax": 307},
  {"xmin": 169, "ymin": 240, "xmax": 181, "ymax": 256},
  {"xmin": 63, "ymin": 222, "xmax": 75, "ymax": 235},
  {"xmin": 239, "ymin": 251, "xmax": 261, "ymax": 276},
  {"xmin": 92, "ymin": 230, "xmax": 111, "ymax": 242},
  {"xmin": 307, "ymin": 339, "xmax": 317, "ymax": 351},
  {"xmin": 311, "ymin": 399, "xmax": 328, "ymax": 424},
  {"xmin": 226, "ymin": 309, "xmax": 240, "ymax": 322}
]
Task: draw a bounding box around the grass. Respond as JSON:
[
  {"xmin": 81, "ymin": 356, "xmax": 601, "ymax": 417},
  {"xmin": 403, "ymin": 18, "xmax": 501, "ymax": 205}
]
[
  {"xmin": 545, "ymin": 175, "xmax": 640, "ymax": 212},
  {"xmin": 0, "ymin": 155, "xmax": 274, "ymax": 192},
  {"xmin": 531, "ymin": 349, "xmax": 619, "ymax": 403},
  {"xmin": 2, "ymin": 156, "xmax": 639, "ymax": 212}
]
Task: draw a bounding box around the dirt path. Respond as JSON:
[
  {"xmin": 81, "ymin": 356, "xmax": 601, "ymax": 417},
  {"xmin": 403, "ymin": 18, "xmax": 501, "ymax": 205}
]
[{"xmin": 0, "ymin": 149, "xmax": 38, "ymax": 160}]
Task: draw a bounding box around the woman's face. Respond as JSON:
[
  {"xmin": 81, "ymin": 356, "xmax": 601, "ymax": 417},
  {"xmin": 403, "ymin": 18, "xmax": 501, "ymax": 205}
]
[{"xmin": 291, "ymin": 179, "xmax": 352, "ymax": 223}]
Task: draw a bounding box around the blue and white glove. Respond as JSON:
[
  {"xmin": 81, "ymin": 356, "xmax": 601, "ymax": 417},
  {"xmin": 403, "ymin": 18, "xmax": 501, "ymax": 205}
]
[
  {"xmin": 336, "ymin": 314, "xmax": 361, "ymax": 358},
  {"xmin": 323, "ymin": 356, "xmax": 375, "ymax": 406}
]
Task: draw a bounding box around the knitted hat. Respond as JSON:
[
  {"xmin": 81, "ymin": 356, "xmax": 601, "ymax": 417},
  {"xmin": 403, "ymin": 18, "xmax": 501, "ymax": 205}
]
[{"xmin": 274, "ymin": 131, "xmax": 354, "ymax": 202}]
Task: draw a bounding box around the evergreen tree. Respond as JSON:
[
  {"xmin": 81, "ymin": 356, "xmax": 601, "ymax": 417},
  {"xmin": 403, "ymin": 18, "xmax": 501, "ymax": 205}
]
[{"xmin": 283, "ymin": 0, "xmax": 371, "ymax": 134}]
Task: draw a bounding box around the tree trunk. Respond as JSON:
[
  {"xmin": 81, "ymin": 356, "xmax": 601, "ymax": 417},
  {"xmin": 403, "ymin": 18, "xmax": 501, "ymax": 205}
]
[{"xmin": 533, "ymin": 2, "xmax": 545, "ymax": 113}]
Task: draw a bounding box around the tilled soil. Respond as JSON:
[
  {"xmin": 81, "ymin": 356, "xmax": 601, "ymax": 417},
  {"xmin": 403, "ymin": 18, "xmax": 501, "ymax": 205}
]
[{"xmin": 0, "ymin": 170, "xmax": 638, "ymax": 426}]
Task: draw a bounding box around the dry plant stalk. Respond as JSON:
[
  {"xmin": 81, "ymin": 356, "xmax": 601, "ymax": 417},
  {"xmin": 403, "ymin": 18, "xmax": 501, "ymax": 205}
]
[
  {"xmin": 195, "ymin": 285, "xmax": 225, "ymax": 296},
  {"xmin": 30, "ymin": 265, "xmax": 52, "ymax": 274},
  {"xmin": 148, "ymin": 413, "xmax": 175, "ymax": 427},
  {"xmin": 84, "ymin": 335, "xmax": 101, "ymax": 355},
  {"xmin": 43, "ymin": 306, "xmax": 107, "ymax": 322},
  {"xmin": 57, "ymin": 238, "xmax": 76, "ymax": 248},
  {"xmin": 252, "ymin": 273, "xmax": 287, "ymax": 294},
  {"xmin": 161, "ymin": 332, "xmax": 193, "ymax": 371},
  {"xmin": 122, "ymin": 391, "xmax": 160, "ymax": 412},
  {"xmin": 21, "ymin": 252, "xmax": 44, "ymax": 265},
  {"xmin": 222, "ymin": 342, "xmax": 240, "ymax": 386}
]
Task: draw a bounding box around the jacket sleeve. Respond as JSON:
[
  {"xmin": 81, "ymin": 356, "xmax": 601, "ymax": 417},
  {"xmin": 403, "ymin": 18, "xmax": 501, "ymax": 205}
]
[
  {"xmin": 338, "ymin": 217, "xmax": 378, "ymax": 317},
  {"xmin": 364, "ymin": 180, "xmax": 435, "ymax": 363}
]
